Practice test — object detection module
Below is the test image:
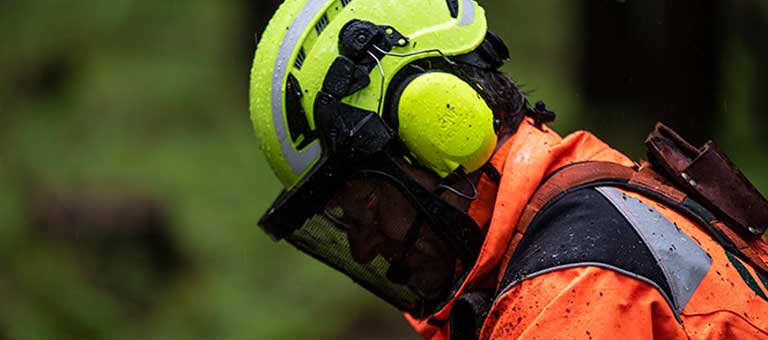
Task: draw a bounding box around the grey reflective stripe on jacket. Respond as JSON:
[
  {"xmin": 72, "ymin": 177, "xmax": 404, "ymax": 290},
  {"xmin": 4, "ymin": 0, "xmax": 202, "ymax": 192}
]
[
  {"xmin": 596, "ymin": 186, "xmax": 712, "ymax": 314},
  {"xmin": 497, "ymin": 186, "xmax": 712, "ymax": 319}
]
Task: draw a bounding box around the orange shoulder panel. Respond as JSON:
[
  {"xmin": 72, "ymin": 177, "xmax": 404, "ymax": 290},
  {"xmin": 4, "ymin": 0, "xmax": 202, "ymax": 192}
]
[
  {"xmin": 481, "ymin": 266, "xmax": 687, "ymax": 340},
  {"xmin": 480, "ymin": 190, "xmax": 768, "ymax": 340}
]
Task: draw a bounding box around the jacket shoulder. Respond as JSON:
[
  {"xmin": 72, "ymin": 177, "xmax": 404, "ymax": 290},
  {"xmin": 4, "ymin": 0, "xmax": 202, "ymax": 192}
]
[{"xmin": 498, "ymin": 186, "xmax": 712, "ymax": 316}]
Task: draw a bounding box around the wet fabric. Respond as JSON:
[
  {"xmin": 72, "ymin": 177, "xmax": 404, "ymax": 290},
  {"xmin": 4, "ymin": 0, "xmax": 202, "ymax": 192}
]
[
  {"xmin": 596, "ymin": 186, "xmax": 711, "ymax": 313},
  {"xmin": 407, "ymin": 118, "xmax": 768, "ymax": 340},
  {"xmin": 406, "ymin": 118, "xmax": 637, "ymax": 337},
  {"xmin": 482, "ymin": 190, "xmax": 768, "ymax": 339},
  {"xmin": 497, "ymin": 187, "xmax": 675, "ymax": 311},
  {"xmin": 497, "ymin": 185, "xmax": 713, "ymax": 322}
]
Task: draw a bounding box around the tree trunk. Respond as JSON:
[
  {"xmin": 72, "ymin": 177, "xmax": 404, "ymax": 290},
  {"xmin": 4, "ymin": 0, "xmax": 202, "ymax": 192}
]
[{"xmin": 580, "ymin": 0, "xmax": 721, "ymax": 146}]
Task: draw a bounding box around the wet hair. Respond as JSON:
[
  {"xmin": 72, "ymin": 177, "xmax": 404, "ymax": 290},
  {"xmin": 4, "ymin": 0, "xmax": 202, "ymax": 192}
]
[{"xmin": 458, "ymin": 64, "xmax": 527, "ymax": 136}]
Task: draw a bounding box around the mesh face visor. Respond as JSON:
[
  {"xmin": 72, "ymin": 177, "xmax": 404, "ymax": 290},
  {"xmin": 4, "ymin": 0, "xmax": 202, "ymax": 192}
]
[{"xmin": 259, "ymin": 93, "xmax": 484, "ymax": 318}]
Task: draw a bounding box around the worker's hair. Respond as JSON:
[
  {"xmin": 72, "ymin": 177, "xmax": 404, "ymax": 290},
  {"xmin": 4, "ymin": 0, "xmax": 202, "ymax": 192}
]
[{"xmin": 459, "ymin": 64, "xmax": 527, "ymax": 136}]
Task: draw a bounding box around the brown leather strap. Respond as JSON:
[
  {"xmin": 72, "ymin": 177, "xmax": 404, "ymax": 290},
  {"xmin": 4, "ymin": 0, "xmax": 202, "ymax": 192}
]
[
  {"xmin": 516, "ymin": 161, "xmax": 685, "ymax": 236},
  {"xmin": 711, "ymin": 221, "xmax": 768, "ymax": 275},
  {"xmin": 514, "ymin": 161, "xmax": 768, "ymax": 277},
  {"xmin": 646, "ymin": 123, "xmax": 768, "ymax": 237}
]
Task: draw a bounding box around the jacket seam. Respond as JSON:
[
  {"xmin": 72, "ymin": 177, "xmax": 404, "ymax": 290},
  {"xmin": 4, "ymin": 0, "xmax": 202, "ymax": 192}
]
[{"xmin": 494, "ymin": 262, "xmax": 684, "ymax": 324}]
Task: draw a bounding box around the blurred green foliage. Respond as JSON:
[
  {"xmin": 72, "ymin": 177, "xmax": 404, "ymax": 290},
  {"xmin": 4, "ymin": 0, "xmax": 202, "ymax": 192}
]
[
  {"xmin": 0, "ymin": 2, "xmax": 397, "ymax": 339},
  {"xmin": 0, "ymin": 1, "xmax": 765, "ymax": 340}
]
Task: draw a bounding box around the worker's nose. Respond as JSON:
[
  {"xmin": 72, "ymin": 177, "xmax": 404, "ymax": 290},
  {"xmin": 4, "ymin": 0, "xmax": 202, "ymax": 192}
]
[
  {"xmin": 325, "ymin": 176, "xmax": 417, "ymax": 264},
  {"xmin": 347, "ymin": 224, "xmax": 387, "ymax": 264}
]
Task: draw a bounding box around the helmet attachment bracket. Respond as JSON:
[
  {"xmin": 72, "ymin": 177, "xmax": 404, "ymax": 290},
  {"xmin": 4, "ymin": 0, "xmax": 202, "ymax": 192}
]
[
  {"xmin": 323, "ymin": 55, "xmax": 372, "ymax": 98},
  {"xmin": 339, "ymin": 20, "xmax": 409, "ymax": 65},
  {"xmin": 314, "ymin": 91, "xmax": 392, "ymax": 156}
]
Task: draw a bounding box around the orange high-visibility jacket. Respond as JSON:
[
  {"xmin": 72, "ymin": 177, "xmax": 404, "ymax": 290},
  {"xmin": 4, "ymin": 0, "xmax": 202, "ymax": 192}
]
[{"xmin": 407, "ymin": 119, "xmax": 768, "ymax": 339}]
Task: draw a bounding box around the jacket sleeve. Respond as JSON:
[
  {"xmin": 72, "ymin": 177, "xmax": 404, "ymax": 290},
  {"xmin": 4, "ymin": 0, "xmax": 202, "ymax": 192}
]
[{"xmin": 481, "ymin": 266, "xmax": 688, "ymax": 340}]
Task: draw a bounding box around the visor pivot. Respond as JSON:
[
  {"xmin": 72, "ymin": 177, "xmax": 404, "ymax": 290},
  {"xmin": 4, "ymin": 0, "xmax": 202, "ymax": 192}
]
[{"xmin": 339, "ymin": 20, "xmax": 408, "ymax": 63}]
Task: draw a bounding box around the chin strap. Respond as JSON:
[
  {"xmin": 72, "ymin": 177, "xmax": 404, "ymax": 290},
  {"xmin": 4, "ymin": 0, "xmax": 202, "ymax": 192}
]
[
  {"xmin": 436, "ymin": 162, "xmax": 501, "ymax": 201},
  {"xmin": 482, "ymin": 162, "xmax": 502, "ymax": 185},
  {"xmin": 438, "ymin": 171, "xmax": 479, "ymax": 201}
]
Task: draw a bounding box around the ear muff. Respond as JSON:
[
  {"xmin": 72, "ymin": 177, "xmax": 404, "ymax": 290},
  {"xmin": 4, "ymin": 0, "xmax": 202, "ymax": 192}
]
[{"xmin": 391, "ymin": 71, "xmax": 497, "ymax": 178}]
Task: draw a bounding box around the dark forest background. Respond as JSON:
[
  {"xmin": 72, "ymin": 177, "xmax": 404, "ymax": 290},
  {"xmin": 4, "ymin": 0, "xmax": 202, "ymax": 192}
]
[{"xmin": 0, "ymin": 1, "xmax": 766, "ymax": 339}]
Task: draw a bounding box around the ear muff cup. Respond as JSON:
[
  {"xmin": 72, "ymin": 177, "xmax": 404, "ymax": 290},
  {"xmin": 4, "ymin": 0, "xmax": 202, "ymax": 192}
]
[{"xmin": 389, "ymin": 71, "xmax": 498, "ymax": 178}]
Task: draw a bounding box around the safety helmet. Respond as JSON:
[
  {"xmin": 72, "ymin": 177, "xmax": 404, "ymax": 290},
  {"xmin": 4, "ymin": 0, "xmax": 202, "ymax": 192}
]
[{"xmin": 250, "ymin": 0, "xmax": 510, "ymax": 318}]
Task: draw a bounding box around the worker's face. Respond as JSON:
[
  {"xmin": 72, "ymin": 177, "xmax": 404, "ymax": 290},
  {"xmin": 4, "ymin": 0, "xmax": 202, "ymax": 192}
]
[{"xmin": 325, "ymin": 163, "xmax": 460, "ymax": 299}]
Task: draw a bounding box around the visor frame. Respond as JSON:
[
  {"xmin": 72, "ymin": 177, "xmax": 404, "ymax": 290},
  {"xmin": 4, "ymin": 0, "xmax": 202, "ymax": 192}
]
[
  {"xmin": 260, "ymin": 159, "xmax": 482, "ymax": 317},
  {"xmin": 258, "ymin": 94, "xmax": 484, "ymax": 317}
]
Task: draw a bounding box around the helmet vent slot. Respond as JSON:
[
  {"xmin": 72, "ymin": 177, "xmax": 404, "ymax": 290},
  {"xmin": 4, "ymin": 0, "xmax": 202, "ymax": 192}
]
[
  {"xmin": 446, "ymin": 0, "xmax": 459, "ymax": 18},
  {"xmin": 315, "ymin": 14, "xmax": 330, "ymax": 35},
  {"xmin": 294, "ymin": 48, "xmax": 306, "ymax": 70},
  {"xmin": 286, "ymin": 73, "xmax": 317, "ymax": 149},
  {"xmin": 341, "ymin": 0, "xmax": 352, "ymax": 7}
]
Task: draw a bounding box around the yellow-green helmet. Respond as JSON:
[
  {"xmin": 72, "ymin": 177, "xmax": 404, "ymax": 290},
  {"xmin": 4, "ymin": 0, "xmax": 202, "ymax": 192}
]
[
  {"xmin": 251, "ymin": 0, "xmax": 496, "ymax": 189},
  {"xmin": 250, "ymin": 0, "xmax": 511, "ymax": 318}
]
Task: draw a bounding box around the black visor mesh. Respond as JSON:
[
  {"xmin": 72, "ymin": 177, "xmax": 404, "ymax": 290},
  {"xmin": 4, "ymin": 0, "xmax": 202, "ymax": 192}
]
[{"xmin": 283, "ymin": 174, "xmax": 461, "ymax": 317}]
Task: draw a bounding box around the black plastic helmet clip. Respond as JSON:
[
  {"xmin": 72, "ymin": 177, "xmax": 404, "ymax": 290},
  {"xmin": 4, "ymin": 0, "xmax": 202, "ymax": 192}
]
[
  {"xmin": 526, "ymin": 101, "xmax": 557, "ymax": 130},
  {"xmin": 339, "ymin": 19, "xmax": 409, "ymax": 64},
  {"xmin": 455, "ymin": 30, "xmax": 510, "ymax": 70}
]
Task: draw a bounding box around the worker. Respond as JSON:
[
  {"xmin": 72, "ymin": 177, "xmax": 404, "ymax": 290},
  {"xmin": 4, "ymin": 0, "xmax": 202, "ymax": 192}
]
[{"xmin": 249, "ymin": 0, "xmax": 768, "ymax": 338}]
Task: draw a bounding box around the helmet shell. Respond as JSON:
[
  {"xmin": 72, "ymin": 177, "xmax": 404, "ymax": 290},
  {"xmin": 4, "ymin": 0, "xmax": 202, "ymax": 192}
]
[{"xmin": 250, "ymin": 0, "xmax": 488, "ymax": 189}]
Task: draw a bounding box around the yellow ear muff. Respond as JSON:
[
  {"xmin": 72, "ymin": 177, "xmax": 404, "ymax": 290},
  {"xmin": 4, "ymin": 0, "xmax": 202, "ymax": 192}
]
[{"xmin": 395, "ymin": 72, "xmax": 497, "ymax": 178}]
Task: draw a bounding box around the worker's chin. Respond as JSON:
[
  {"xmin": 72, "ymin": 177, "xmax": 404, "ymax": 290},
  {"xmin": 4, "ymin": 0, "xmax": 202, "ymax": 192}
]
[{"xmin": 387, "ymin": 259, "xmax": 455, "ymax": 300}]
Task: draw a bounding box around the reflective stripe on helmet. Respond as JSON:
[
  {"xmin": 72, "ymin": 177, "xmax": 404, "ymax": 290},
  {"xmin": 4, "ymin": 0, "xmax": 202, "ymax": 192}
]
[
  {"xmin": 458, "ymin": 0, "xmax": 476, "ymax": 27},
  {"xmin": 272, "ymin": 0, "xmax": 326, "ymax": 177}
]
